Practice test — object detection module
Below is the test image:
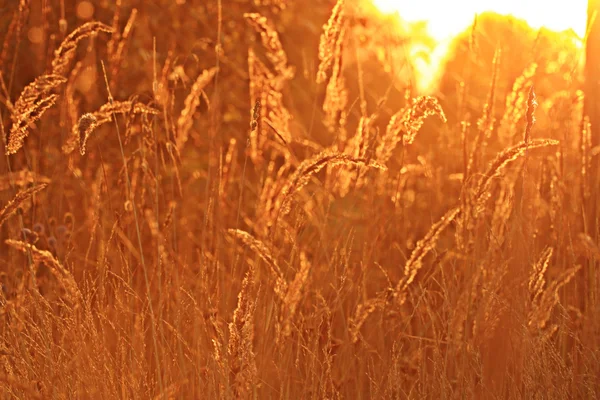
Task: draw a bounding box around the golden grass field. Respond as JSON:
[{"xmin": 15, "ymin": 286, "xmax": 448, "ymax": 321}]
[{"xmin": 0, "ymin": 0, "xmax": 599, "ymax": 398}]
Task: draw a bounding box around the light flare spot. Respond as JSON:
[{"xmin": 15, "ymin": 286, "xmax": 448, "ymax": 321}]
[
  {"xmin": 27, "ymin": 27, "xmax": 44, "ymax": 44},
  {"xmin": 77, "ymin": 1, "xmax": 95, "ymax": 20}
]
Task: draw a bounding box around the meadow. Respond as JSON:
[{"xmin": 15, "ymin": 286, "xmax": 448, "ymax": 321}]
[{"xmin": 0, "ymin": 0, "xmax": 599, "ymax": 398}]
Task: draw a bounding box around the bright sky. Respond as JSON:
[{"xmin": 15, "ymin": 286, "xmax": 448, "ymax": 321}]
[
  {"xmin": 371, "ymin": 0, "xmax": 587, "ymax": 92},
  {"xmin": 372, "ymin": 0, "xmax": 587, "ymax": 39}
]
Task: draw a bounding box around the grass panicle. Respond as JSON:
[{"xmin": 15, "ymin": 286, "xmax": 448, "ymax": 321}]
[
  {"xmin": 0, "ymin": 183, "xmax": 47, "ymax": 227},
  {"xmin": 377, "ymin": 95, "xmax": 447, "ymax": 163},
  {"xmin": 275, "ymin": 150, "xmax": 387, "ymax": 221},
  {"xmin": 317, "ymin": 0, "xmax": 345, "ymax": 83},
  {"xmin": 7, "ymin": 75, "xmax": 66, "ymax": 154},
  {"xmin": 51, "ymin": 21, "xmax": 113, "ymax": 76},
  {"xmin": 63, "ymin": 100, "xmax": 159, "ymax": 154},
  {"xmin": 176, "ymin": 67, "xmax": 218, "ymax": 151},
  {"xmin": 394, "ymin": 207, "xmax": 460, "ymax": 305}
]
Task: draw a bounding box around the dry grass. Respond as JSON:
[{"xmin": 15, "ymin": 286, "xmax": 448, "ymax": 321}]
[
  {"xmin": 0, "ymin": 1, "xmax": 598, "ymax": 399},
  {"xmin": 6, "ymin": 75, "xmax": 65, "ymax": 155},
  {"xmin": 0, "ymin": 183, "xmax": 47, "ymax": 227}
]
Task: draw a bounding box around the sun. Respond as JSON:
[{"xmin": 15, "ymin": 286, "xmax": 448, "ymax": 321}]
[
  {"xmin": 372, "ymin": 0, "xmax": 587, "ymax": 39},
  {"xmin": 370, "ymin": 0, "xmax": 588, "ymax": 92}
]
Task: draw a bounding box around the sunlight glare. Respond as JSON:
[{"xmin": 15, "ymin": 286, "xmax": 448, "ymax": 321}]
[
  {"xmin": 371, "ymin": 0, "xmax": 587, "ymax": 92},
  {"xmin": 373, "ymin": 0, "xmax": 587, "ymax": 39}
]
